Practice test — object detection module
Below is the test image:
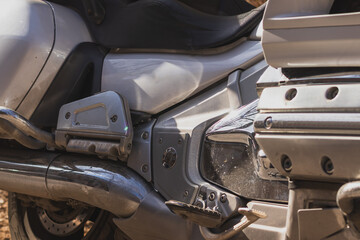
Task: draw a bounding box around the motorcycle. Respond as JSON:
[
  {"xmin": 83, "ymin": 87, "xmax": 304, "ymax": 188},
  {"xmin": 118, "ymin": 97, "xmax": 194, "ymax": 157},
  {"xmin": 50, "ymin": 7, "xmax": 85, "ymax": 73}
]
[
  {"xmin": 0, "ymin": 0, "xmax": 269, "ymax": 239},
  {"xmin": 0, "ymin": 0, "xmax": 359, "ymax": 239}
]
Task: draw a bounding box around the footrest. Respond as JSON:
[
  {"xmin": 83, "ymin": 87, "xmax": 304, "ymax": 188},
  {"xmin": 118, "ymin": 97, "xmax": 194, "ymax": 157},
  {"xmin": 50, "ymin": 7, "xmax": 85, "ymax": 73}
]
[
  {"xmin": 165, "ymin": 200, "xmax": 222, "ymax": 228},
  {"xmin": 55, "ymin": 91, "xmax": 133, "ymax": 160}
]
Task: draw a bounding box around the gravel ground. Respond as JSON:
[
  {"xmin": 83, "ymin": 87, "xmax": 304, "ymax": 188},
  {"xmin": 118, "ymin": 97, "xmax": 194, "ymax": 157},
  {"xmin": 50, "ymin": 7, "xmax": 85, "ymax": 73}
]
[{"xmin": 0, "ymin": 191, "xmax": 10, "ymax": 240}]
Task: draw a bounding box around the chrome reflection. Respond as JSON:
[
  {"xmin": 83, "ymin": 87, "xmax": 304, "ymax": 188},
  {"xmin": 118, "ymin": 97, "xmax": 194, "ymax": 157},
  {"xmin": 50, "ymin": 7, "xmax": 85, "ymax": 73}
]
[
  {"xmin": 0, "ymin": 148, "xmax": 151, "ymax": 217},
  {"xmin": 0, "ymin": 107, "xmax": 55, "ymax": 148}
]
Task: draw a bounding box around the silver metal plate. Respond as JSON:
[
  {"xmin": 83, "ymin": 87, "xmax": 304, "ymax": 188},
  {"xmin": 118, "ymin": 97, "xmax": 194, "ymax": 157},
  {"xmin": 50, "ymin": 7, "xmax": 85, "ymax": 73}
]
[
  {"xmin": 102, "ymin": 40, "xmax": 263, "ymax": 114},
  {"xmin": 256, "ymin": 134, "xmax": 360, "ymax": 181},
  {"xmin": 127, "ymin": 120, "xmax": 155, "ymax": 182},
  {"xmin": 258, "ymin": 83, "xmax": 360, "ymax": 112}
]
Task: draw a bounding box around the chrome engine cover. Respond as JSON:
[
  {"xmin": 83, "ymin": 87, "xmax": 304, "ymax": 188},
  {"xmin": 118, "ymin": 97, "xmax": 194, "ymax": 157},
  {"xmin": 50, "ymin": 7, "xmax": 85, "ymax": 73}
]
[{"xmin": 255, "ymin": 76, "xmax": 360, "ymax": 182}]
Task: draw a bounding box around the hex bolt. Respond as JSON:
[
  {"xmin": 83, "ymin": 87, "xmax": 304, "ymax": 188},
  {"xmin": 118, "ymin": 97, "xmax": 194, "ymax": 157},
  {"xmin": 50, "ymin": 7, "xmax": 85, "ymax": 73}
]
[
  {"xmin": 162, "ymin": 147, "xmax": 177, "ymax": 169},
  {"xmin": 264, "ymin": 117, "xmax": 273, "ymax": 129},
  {"xmin": 209, "ymin": 192, "xmax": 216, "ymax": 201},
  {"xmin": 281, "ymin": 155, "xmax": 292, "ymax": 172},
  {"xmin": 65, "ymin": 112, "xmax": 71, "ymax": 119},
  {"xmin": 322, "ymin": 156, "xmax": 334, "ymax": 175},
  {"xmin": 220, "ymin": 193, "xmax": 227, "ymax": 203},
  {"xmin": 141, "ymin": 164, "xmax": 149, "ymax": 173},
  {"xmin": 110, "ymin": 115, "xmax": 118, "ymax": 122},
  {"xmin": 141, "ymin": 131, "xmax": 149, "ymax": 140}
]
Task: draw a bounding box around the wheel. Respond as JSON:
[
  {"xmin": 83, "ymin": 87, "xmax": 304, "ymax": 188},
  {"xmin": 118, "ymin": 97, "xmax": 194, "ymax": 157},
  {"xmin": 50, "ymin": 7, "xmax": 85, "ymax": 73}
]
[{"xmin": 8, "ymin": 193, "xmax": 129, "ymax": 240}]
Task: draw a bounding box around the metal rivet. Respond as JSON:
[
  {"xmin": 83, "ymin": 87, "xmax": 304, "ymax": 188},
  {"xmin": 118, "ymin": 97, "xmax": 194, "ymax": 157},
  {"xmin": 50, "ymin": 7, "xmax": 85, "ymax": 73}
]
[
  {"xmin": 321, "ymin": 156, "xmax": 334, "ymax": 175},
  {"xmin": 183, "ymin": 190, "xmax": 189, "ymax": 197},
  {"xmin": 141, "ymin": 131, "xmax": 149, "ymax": 140},
  {"xmin": 220, "ymin": 193, "xmax": 227, "ymax": 203},
  {"xmin": 159, "ymin": 138, "xmax": 163, "ymax": 144},
  {"xmin": 325, "ymin": 87, "xmax": 339, "ymax": 100},
  {"xmin": 65, "ymin": 112, "xmax": 71, "ymax": 119},
  {"xmin": 285, "ymin": 88, "xmax": 297, "ymax": 101},
  {"xmin": 209, "ymin": 192, "xmax": 216, "ymax": 201},
  {"xmin": 264, "ymin": 117, "xmax": 273, "ymax": 129},
  {"xmin": 111, "ymin": 115, "xmax": 118, "ymax": 122},
  {"xmin": 141, "ymin": 164, "xmax": 149, "ymax": 173},
  {"xmin": 281, "ymin": 155, "xmax": 292, "ymax": 172}
]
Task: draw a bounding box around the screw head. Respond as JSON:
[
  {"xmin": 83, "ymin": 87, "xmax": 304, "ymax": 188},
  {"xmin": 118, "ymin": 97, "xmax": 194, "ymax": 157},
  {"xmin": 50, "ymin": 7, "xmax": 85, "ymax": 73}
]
[
  {"xmin": 264, "ymin": 117, "xmax": 273, "ymax": 129},
  {"xmin": 183, "ymin": 190, "xmax": 189, "ymax": 197},
  {"xmin": 322, "ymin": 156, "xmax": 334, "ymax": 175},
  {"xmin": 195, "ymin": 201, "xmax": 204, "ymax": 208},
  {"xmin": 65, "ymin": 112, "xmax": 71, "ymax": 119},
  {"xmin": 220, "ymin": 193, "xmax": 227, "ymax": 203},
  {"xmin": 111, "ymin": 115, "xmax": 118, "ymax": 122},
  {"xmin": 281, "ymin": 155, "xmax": 292, "ymax": 172},
  {"xmin": 141, "ymin": 132, "xmax": 149, "ymax": 140},
  {"xmin": 159, "ymin": 138, "xmax": 163, "ymax": 144},
  {"xmin": 178, "ymin": 138, "xmax": 182, "ymax": 144},
  {"xmin": 209, "ymin": 192, "xmax": 216, "ymax": 201},
  {"xmin": 141, "ymin": 164, "xmax": 149, "ymax": 173}
]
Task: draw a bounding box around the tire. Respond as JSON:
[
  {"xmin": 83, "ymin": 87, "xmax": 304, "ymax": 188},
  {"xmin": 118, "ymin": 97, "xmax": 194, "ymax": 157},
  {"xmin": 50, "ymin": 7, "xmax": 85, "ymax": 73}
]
[{"xmin": 8, "ymin": 193, "xmax": 129, "ymax": 240}]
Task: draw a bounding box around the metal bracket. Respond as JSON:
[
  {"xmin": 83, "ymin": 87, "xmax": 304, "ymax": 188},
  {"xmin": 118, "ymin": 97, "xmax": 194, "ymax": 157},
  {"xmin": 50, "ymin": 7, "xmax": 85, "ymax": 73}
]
[{"xmin": 56, "ymin": 91, "xmax": 133, "ymax": 160}]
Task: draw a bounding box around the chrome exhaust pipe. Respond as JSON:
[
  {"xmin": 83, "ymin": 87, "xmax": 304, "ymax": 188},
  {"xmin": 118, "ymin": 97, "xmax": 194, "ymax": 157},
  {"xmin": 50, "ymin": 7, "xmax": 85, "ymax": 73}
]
[
  {"xmin": 0, "ymin": 148, "xmax": 201, "ymax": 239},
  {"xmin": 0, "ymin": 107, "xmax": 55, "ymax": 149},
  {"xmin": 0, "ymin": 148, "xmax": 151, "ymax": 217}
]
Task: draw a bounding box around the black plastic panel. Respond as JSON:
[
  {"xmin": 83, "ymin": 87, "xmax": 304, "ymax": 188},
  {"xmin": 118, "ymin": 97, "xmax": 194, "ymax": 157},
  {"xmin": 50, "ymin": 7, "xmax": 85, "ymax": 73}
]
[{"xmin": 30, "ymin": 43, "xmax": 107, "ymax": 128}]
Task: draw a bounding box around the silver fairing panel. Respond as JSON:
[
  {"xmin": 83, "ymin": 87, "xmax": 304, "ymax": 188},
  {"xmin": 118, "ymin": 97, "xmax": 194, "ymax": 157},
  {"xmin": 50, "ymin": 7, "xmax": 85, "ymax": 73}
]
[
  {"xmin": 102, "ymin": 40, "xmax": 263, "ymax": 114},
  {"xmin": 16, "ymin": 1, "xmax": 92, "ymax": 119},
  {"xmin": 262, "ymin": 0, "xmax": 360, "ymax": 68},
  {"xmin": 0, "ymin": 0, "xmax": 54, "ymax": 110}
]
